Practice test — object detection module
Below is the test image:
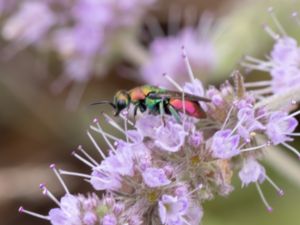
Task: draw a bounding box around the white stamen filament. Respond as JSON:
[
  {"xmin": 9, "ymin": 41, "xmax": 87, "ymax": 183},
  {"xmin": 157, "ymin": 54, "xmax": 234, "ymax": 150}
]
[
  {"xmin": 230, "ymin": 114, "xmax": 246, "ymax": 136},
  {"xmin": 18, "ymin": 207, "xmax": 50, "ymax": 220},
  {"xmin": 50, "ymin": 164, "xmax": 70, "ymax": 195},
  {"xmin": 162, "ymin": 73, "xmax": 184, "ymax": 92},
  {"xmin": 162, "ymin": 72, "xmax": 187, "ymax": 117},
  {"xmin": 286, "ymin": 109, "xmax": 300, "ymax": 119},
  {"xmin": 240, "ymin": 143, "xmax": 268, "ymax": 152},
  {"xmin": 188, "ymin": 183, "xmax": 203, "ymax": 196},
  {"xmin": 240, "ymin": 62, "xmax": 271, "ymax": 72},
  {"xmin": 87, "ymin": 131, "xmax": 106, "ymax": 159},
  {"xmin": 281, "ymin": 142, "xmax": 300, "ymax": 159},
  {"xmin": 221, "ymin": 104, "xmax": 234, "ymax": 130},
  {"xmin": 41, "ymin": 185, "xmax": 61, "ymax": 206},
  {"xmin": 255, "ymin": 182, "xmax": 273, "ymax": 212},
  {"xmin": 59, "ymin": 169, "xmax": 92, "ymax": 179},
  {"xmin": 123, "ymin": 113, "xmax": 129, "ymax": 142},
  {"xmin": 181, "ymin": 216, "xmax": 192, "ymax": 225},
  {"xmin": 120, "ymin": 114, "xmax": 134, "ymax": 126},
  {"xmin": 103, "ymin": 113, "xmax": 126, "ymax": 134},
  {"xmin": 244, "ymin": 55, "xmax": 269, "ymax": 65},
  {"xmin": 94, "ymin": 121, "xmax": 117, "ymax": 153},
  {"xmin": 182, "ymin": 46, "xmax": 195, "ymax": 83},
  {"xmin": 263, "ymin": 24, "xmax": 280, "ymax": 40},
  {"xmin": 78, "ymin": 145, "xmax": 99, "ymax": 166},
  {"xmin": 72, "ymin": 152, "xmax": 95, "ymax": 168},
  {"xmin": 286, "ymin": 133, "xmax": 300, "ymax": 136},
  {"xmin": 244, "ymin": 80, "xmax": 272, "ymax": 88},
  {"xmin": 268, "ymin": 7, "xmax": 287, "ymax": 36},
  {"xmin": 90, "ymin": 126, "xmax": 119, "ymax": 142},
  {"xmin": 265, "ymin": 175, "xmax": 284, "ymax": 196}
]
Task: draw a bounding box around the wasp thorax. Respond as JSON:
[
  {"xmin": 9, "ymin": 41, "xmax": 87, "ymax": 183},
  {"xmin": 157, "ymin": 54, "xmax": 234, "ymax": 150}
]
[{"xmin": 113, "ymin": 90, "xmax": 130, "ymax": 116}]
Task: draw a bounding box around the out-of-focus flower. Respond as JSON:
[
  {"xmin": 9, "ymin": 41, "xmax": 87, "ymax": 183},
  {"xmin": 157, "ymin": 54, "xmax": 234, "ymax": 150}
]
[
  {"xmin": 1, "ymin": 0, "xmax": 157, "ymax": 108},
  {"xmin": 239, "ymin": 158, "xmax": 266, "ymax": 187},
  {"xmin": 242, "ymin": 9, "xmax": 300, "ymax": 96},
  {"xmin": 141, "ymin": 13, "xmax": 216, "ymax": 88},
  {"xmin": 2, "ymin": 1, "xmax": 55, "ymax": 45}
]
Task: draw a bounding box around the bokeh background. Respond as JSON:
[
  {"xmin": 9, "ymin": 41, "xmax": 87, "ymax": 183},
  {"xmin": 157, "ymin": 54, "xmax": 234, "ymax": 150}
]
[{"xmin": 1, "ymin": 0, "xmax": 300, "ymax": 224}]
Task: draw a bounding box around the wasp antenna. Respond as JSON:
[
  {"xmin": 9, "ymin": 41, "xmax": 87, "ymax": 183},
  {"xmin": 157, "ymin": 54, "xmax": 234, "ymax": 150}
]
[{"xmin": 90, "ymin": 101, "xmax": 116, "ymax": 109}]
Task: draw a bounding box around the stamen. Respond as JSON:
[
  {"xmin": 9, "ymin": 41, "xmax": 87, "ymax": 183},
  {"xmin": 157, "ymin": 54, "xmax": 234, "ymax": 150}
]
[
  {"xmin": 120, "ymin": 113, "xmax": 134, "ymax": 126},
  {"xmin": 262, "ymin": 24, "xmax": 280, "ymax": 40},
  {"xmin": 181, "ymin": 46, "xmax": 195, "ymax": 83},
  {"xmin": 268, "ymin": 7, "xmax": 287, "ymax": 36},
  {"xmin": 244, "ymin": 55, "xmax": 269, "ymax": 64},
  {"xmin": 188, "ymin": 183, "xmax": 203, "ymax": 196},
  {"xmin": 162, "ymin": 73, "xmax": 187, "ymax": 117},
  {"xmin": 240, "ymin": 143, "xmax": 269, "ymax": 152},
  {"xmin": 286, "ymin": 109, "xmax": 300, "ymax": 118},
  {"xmin": 72, "ymin": 151, "xmax": 95, "ymax": 168},
  {"xmin": 244, "ymin": 80, "xmax": 272, "ymax": 88},
  {"xmin": 90, "ymin": 126, "xmax": 119, "ymax": 142},
  {"xmin": 18, "ymin": 206, "xmax": 50, "ymax": 220},
  {"xmin": 40, "ymin": 184, "xmax": 61, "ymax": 206},
  {"xmin": 286, "ymin": 133, "xmax": 300, "ymax": 137},
  {"xmin": 122, "ymin": 111, "xmax": 129, "ymax": 142},
  {"xmin": 162, "ymin": 73, "xmax": 184, "ymax": 92},
  {"xmin": 281, "ymin": 142, "xmax": 300, "ymax": 159},
  {"xmin": 265, "ymin": 175, "xmax": 284, "ymax": 196},
  {"xmin": 230, "ymin": 114, "xmax": 247, "ymax": 136},
  {"xmin": 240, "ymin": 62, "xmax": 271, "ymax": 72},
  {"xmin": 181, "ymin": 216, "xmax": 192, "ymax": 225},
  {"xmin": 255, "ymin": 182, "xmax": 273, "ymax": 212},
  {"xmin": 92, "ymin": 119, "xmax": 117, "ymax": 153},
  {"xmin": 77, "ymin": 145, "xmax": 99, "ymax": 166},
  {"xmin": 59, "ymin": 169, "xmax": 92, "ymax": 179},
  {"xmin": 221, "ymin": 104, "xmax": 235, "ymax": 130},
  {"xmin": 292, "ymin": 11, "xmax": 300, "ymax": 26},
  {"xmin": 50, "ymin": 164, "xmax": 70, "ymax": 194},
  {"xmin": 102, "ymin": 113, "xmax": 126, "ymax": 134},
  {"xmin": 87, "ymin": 131, "xmax": 106, "ymax": 159}
]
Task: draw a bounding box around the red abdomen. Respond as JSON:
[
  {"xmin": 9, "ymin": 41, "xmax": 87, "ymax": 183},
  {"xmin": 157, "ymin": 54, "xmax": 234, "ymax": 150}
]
[{"xmin": 169, "ymin": 99, "xmax": 206, "ymax": 118}]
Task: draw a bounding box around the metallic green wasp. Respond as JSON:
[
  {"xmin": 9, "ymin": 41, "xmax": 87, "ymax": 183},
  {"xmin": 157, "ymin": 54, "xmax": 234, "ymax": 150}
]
[{"xmin": 92, "ymin": 85, "xmax": 210, "ymax": 122}]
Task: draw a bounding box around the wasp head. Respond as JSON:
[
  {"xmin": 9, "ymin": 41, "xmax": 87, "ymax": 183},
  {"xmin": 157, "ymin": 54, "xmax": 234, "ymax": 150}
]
[{"xmin": 113, "ymin": 90, "xmax": 130, "ymax": 116}]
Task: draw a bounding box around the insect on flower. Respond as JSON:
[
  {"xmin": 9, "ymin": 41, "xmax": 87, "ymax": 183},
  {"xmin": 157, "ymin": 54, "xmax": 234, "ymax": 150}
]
[{"xmin": 91, "ymin": 85, "xmax": 211, "ymax": 122}]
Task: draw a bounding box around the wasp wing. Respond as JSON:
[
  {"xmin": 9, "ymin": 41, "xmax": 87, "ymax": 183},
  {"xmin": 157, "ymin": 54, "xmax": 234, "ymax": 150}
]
[{"xmin": 147, "ymin": 90, "xmax": 211, "ymax": 102}]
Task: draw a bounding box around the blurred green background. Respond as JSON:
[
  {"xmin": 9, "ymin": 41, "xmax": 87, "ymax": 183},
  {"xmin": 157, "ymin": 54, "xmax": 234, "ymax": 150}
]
[{"xmin": 0, "ymin": 0, "xmax": 300, "ymax": 224}]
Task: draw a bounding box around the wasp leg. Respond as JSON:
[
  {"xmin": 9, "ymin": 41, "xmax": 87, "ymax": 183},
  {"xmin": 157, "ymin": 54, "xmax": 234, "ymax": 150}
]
[
  {"xmin": 159, "ymin": 100, "xmax": 166, "ymax": 126},
  {"xmin": 133, "ymin": 104, "xmax": 139, "ymax": 125},
  {"xmin": 167, "ymin": 104, "xmax": 181, "ymax": 123}
]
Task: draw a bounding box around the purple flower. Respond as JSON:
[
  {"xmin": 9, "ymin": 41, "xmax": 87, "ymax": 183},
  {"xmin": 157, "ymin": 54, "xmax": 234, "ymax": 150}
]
[
  {"xmin": 266, "ymin": 111, "xmax": 298, "ymax": 145},
  {"xmin": 49, "ymin": 194, "xmax": 81, "ymax": 225},
  {"xmin": 90, "ymin": 168, "xmax": 122, "ymax": 191},
  {"xmin": 155, "ymin": 121, "xmax": 187, "ymax": 152},
  {"xmin": 2, "ymin": 1, "xmax": 55, "ymax": 45},
  {"xmin": 135, "ymin": 115, "xmax": 162, "ymax": 138},
  {"xmin": 211, "ymin": 129, "xmax": 240, "ymax": 159},
  {"xmin": 239, "ymin": 158, "xmax": 266, "ymax": 187},
  {"xmin": 270, "ymin": 37, "xmax": 300, "ymax": 66},
  {"xmin": 237, "ymin": 107, "xmax": 265, "ymax": 142},
  {"xmin": 142, "ymin": 167, "xmax": 171, "ymax": 188},
  {"xmin": 83, "ymin": 211, "xmax": 97, "ymax": 225},
  {"xmin": 102, "ymin": 214, "xmax": 117, "ymax": 225},
  {"xmin": 102, "ymin": 146, "xmax": 134, "ymax": 176},
  {"xmin": 158, "ymin": 195, "xmax": 189, "ymax": 225}
]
